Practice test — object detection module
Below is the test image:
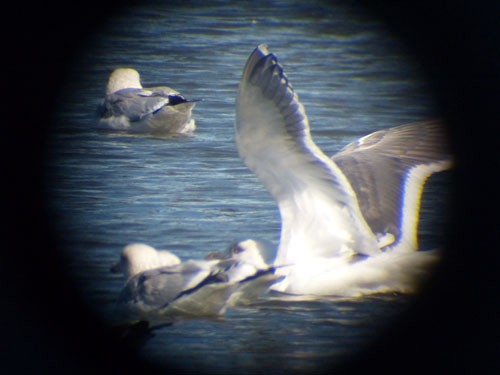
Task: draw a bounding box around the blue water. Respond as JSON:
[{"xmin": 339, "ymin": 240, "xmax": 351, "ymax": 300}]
[{"xmin": 46, "ymin": 0, "xmax": 450, "ymax": 372}]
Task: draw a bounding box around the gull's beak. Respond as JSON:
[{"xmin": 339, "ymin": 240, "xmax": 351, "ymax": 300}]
[{"xmin": 204, "ymin": 251, "xmax": 231, "ymax": 260}]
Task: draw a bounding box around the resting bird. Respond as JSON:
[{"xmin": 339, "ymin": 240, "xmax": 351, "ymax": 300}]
[
  {"xmin": 235, "ymin": 44, "xmax": 453, "ymax": 297},
  {"xmin": 98, "ymin": 68, "xmax": 196, "ymax": 134},
  {"xmin": 224, "ymin": 239, "xmax": 284, "ymax": 306},
  {"xmin": 111, "ymin": 241, "xmax": 282, "ymax": 322},
  {"xmin": 110, "ymin": 243, "xmax": 181, "ymax": 281}
]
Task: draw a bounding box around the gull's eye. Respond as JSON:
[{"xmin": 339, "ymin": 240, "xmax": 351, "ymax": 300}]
[{"xmin": 232, "ymin": 245, "xmax": 244, "ymax": 254}]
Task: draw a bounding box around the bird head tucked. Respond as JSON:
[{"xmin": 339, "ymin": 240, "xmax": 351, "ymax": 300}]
[
  {"xmin": 106, "ymin": 68, "xmax": 143, "ymax": 95},
  {"xmin": 111, "ymin": 243, "xmax": 181, "ymax": 280}
]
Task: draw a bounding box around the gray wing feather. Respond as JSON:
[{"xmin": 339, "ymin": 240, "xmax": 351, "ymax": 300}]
[
  {"xmin": 100, "ymin": 88, "xmax": 169, "ymax": 121},
  {"xmin": 117, "ymin": 260, "xmax": 226, "ymax": 310},
  {"xmin": 236, "ymin": 44, "xmax": 380, "ymax": 261},
  {"xmin": 332, "ymin": 120, "xmax": 453, "ymax": 250}
]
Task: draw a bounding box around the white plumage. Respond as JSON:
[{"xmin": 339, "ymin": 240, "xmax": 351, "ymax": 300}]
[
  {"xmin": 111, "ymin": 241, "xmax": 282, "ymax": 322},
  {"xmin": 98, "ymin": 68, "xmax": 196, "ymax": 134},
  {"xmin": 235, "ymin": 44, "xmax": 452, "ymax": 296}
]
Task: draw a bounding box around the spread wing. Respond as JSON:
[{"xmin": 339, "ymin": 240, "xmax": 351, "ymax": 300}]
[
  {"xmin": 332, "ymin": 120, "xmax": 453, "ymax": 251},
  {"xmin": 235, "ymin": 44, "xmax": 379, "ymax": 266}
]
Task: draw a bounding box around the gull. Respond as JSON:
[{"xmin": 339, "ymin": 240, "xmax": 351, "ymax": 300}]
[
  {"xmin": 110, "ymin": 243, "xmax": 181, "ymax": 281},
  {"xmin": 235, "ymin": 44, "xmax": 453, "ymax": 297},
  {"xmin": 224, "ymin": 239, "xmax": 284, "ymax": 306},
  {"xmin": 111, "ymin": 241, "xmax": 282, "ymax": 322},
  {"xmin": 112, "ymin": 244, "xmax": 236, "ymax": 322},
  {"xmin": 98, "ymin": 68, "xmax": 196, "ymax": 134}
]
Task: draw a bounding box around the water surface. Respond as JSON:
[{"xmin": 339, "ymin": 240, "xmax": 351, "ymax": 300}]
[{"xmin": 46, "ymin": 1, "xmax": 451, "ymax": 372}]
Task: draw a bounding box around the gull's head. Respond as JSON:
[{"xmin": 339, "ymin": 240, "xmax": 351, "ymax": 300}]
[
  {"xmin": 111, "ymin": 243, "xmax": 181, "ymax": 280},
  {"xmin": 230, "ymin": 239, "xmax": 268, "ymax": 269},
  {"xmin": 106, "ymin": 68, "xmax": 143, "ymax": 95}
]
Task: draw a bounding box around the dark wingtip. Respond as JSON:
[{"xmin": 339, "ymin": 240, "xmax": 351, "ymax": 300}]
[
  {"xmin": 256, "ymin": 43, "xmax": 269, "ymax": 55},
  {"xmin": 241, "ymin": 44, "xmax": 272, "ymax": 83}
]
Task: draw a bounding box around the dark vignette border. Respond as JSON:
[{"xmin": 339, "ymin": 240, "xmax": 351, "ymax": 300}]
[{"xmin": 3, "ymin": 1, "xmax": 498, "ymax": 374}]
